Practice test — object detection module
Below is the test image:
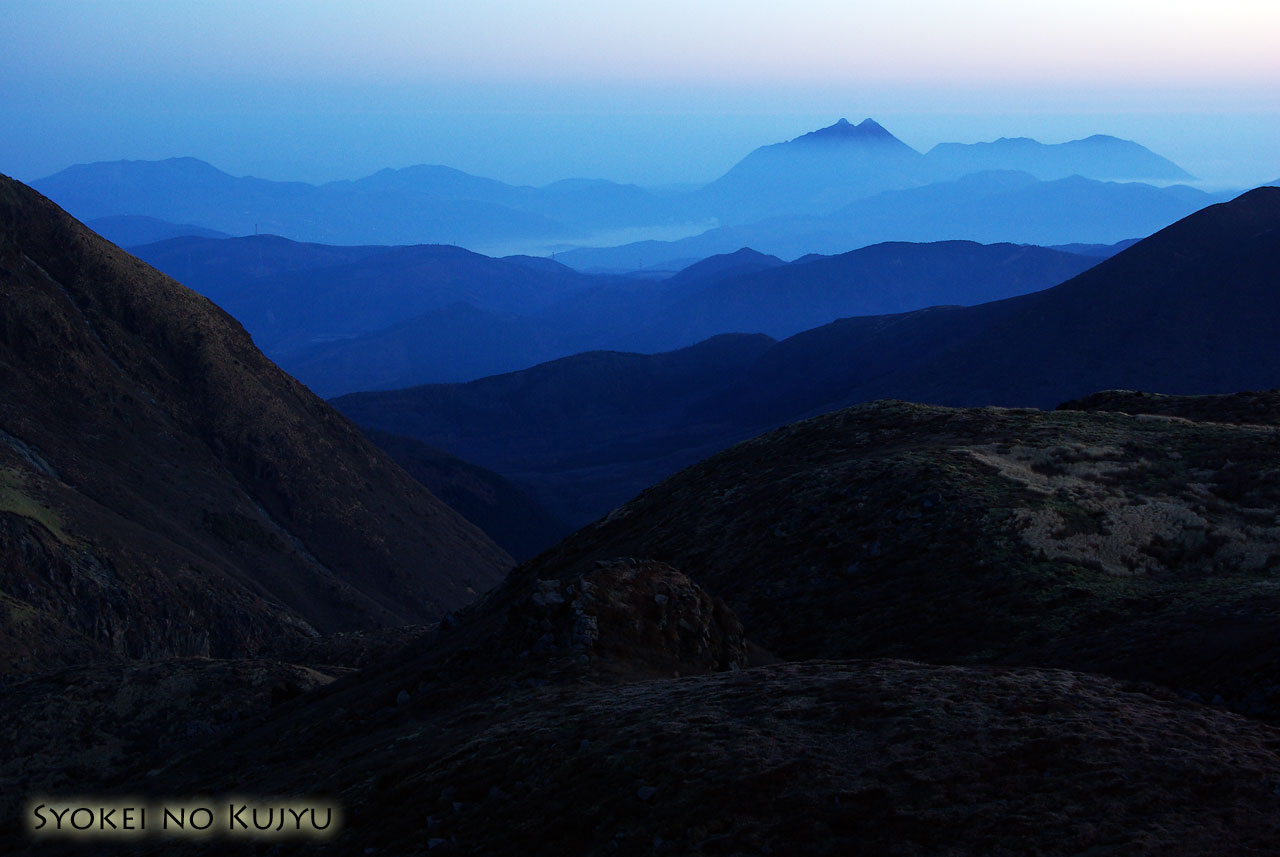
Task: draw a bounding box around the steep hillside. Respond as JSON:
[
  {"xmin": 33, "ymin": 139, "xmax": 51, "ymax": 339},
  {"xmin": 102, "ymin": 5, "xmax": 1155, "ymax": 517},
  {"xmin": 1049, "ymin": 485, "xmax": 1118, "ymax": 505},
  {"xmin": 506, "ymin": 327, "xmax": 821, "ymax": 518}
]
[
  {"xmin": 744, "ymin": 186, "xmax": 1280, "ymax": 418},
  {"xmin": 363, "ymin": 429, "xmax": 570, "ymax": 561},
  {"xmin": 0, "ymin": 175, "xmax": 510, "ymax": 671}
]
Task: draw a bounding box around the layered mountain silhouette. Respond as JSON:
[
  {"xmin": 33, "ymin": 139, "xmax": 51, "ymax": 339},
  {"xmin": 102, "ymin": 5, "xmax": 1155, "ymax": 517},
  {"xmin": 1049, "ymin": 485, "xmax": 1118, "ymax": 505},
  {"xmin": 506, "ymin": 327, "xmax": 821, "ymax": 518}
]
[
  {"xmin": 133, "ymin": 233, "xmax": 1097, "ymax": 396},
  {"xmin": 0, "ymin": 175, "xmax": 511, "ymax": 672},
  {"xmin": 33, "ymin": 157, "xmax": 680, "ymax": 252},
  {"xmin": 336, "ymin": 188, "xmax": 1280, "ymax": 525},
  {"xmin": 927, "ymin": 134, "xmax": 1193, "ymax": 181},
  {"xmin": 37, "ymin": 120, "xmax": 1201, "ymax": 260},
  {"xmin": 85, "ymin": 214, "xmax": 229, "ymax": 246},
  {"xmin": 336, "ymin": 334, "xmax": 777, "ymax": 524},
  {"xmin": 692, "ymin": 118, "xmax": 928, "ymax": 222},
  {"xmin": 558, "ymin": 170, "xmax": 1226, "ymax": 269}
]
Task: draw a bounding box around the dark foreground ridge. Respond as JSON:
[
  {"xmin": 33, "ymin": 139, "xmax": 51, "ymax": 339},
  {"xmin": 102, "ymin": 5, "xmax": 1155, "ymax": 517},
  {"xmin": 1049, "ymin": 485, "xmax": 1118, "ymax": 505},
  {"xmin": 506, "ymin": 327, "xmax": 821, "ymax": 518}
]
[
  {"xmin": 0, "ymin": 175, "xmax": 511, "ymax": 671},
  {"xmin": 8, "ymin": 395, "xmax": 1280, "ymax": 855}
]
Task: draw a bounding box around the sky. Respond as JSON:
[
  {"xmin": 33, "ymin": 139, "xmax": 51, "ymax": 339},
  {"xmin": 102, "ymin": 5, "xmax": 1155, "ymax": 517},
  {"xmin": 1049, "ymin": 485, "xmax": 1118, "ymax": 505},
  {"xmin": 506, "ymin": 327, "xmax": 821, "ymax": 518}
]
[{"xmin": 3, "ymin": 0, "xmax": 1277, "ymax": 189}]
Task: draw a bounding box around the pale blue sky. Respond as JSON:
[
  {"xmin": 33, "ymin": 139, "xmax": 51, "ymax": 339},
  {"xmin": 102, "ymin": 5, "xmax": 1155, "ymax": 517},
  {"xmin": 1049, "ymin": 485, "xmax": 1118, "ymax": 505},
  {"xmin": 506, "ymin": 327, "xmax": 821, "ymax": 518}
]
[{"xmin": 3, "ymin": 1, "xmax": 1277, "ymax": 187}]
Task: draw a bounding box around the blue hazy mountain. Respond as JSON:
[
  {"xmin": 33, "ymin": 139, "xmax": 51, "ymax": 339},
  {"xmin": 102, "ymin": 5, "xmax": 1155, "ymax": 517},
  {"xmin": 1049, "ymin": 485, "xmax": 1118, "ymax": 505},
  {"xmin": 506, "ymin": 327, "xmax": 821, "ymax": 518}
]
[
  {"xmin": 85, "ymin": 214, "xmax": 229, "ymax": 246},
  {"xmin": 34, "ymin": 120, "xmax": 1199, "ymax": 257},
  {"xmin": 329, "ymin": 166, "xmax": 675, "ymax": 230},
  {"xmin": 133, "ymin": 232, "xmax": 1098, "ymax": 396},
  {"xmin": 1044, "ymin": 238, "xmax": 1140, "ymax": 258},
  {"xmin": 557, "ymin": 172, "xmax": 1227, "ymax": 270},
  {"xmin": 130, "ymin": 236, "xmax": 610, "ymax": 357},
  {"xmin": 332, "ymin": 188, "xmax": 1280, "ymax": 526},
  {"xmin": 645, "ymin": 240, "xmax": 1100, "ymax": 347},
  {"xmin": 32, "ymin": 157, "xmax": 667, "ymax": 249},
  {"xmin": 285, "ymin": 238, "xmax": 1094, "ymax": 396},
  {"xmin": 692, "ymin": 118, "xmax": 928, "ymax": 223},
  {"xmin": 926, "ymin": 135, "xmax": 1194, "ymax": 181},
  {"xmin": 660, "ymin": 247, "xmax": 787, "ymax": 287}
]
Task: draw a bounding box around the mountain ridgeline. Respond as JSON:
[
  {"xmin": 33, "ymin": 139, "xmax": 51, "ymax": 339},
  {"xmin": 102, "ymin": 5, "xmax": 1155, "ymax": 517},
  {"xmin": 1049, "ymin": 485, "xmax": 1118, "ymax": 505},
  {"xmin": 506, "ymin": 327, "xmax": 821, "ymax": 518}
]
[
  {"xmin": 131, "ymin": 234, "xmax": 1100, "ymax": 396},
  {"xmin": 34, "ymin": 119, "xmax": 1212, "ymax": 262},
  {"xmin": 0, "ymin": 175, "xmax": 512, "ymax": 672},
  {"xmin": 335, "ymin": 187, "xmax": 1280, "ymax": 526}
]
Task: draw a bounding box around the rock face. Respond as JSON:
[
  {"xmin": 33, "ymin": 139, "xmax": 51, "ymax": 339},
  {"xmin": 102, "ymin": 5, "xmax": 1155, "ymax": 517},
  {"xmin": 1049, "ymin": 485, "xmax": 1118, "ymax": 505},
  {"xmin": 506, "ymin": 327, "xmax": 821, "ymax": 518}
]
[
  {"xmin": 0, "ymin": 175, "xmax": 512, "ymax": 671},
  {"xmin": 502, "ymin": 559, "xmax": 747, "ymax": 679}
]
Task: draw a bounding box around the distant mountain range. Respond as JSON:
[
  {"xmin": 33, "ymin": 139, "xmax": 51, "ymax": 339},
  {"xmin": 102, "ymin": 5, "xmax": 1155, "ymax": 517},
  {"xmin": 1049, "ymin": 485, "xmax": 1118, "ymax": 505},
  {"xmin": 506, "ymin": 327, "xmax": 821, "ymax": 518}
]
[
  {"xmin": 334, "ymin": 187, "xmax": 1280, "ymax": 526},
  {"xmin": 131, "ymin": 234, "xmax": 1100, "ymax": 396},
  {"xmin": 926, "ymin": 134, "xmax": 1192, "ymax": 182},
  {"xmin": 557, "ymin": 170, "xmax": 1230, "ymax": 270},
  {"xmin": 34, "ymin": 119, "xmax": 1215, "ymax": 259}
]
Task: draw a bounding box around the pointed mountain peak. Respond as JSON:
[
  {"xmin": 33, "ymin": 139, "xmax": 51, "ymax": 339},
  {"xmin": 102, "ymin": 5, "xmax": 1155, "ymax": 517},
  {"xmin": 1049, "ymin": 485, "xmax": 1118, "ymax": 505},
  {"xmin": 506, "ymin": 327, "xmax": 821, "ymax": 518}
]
[{"xmin": 792, "ymin": 118, "xmax": 912, "ymax": 150}]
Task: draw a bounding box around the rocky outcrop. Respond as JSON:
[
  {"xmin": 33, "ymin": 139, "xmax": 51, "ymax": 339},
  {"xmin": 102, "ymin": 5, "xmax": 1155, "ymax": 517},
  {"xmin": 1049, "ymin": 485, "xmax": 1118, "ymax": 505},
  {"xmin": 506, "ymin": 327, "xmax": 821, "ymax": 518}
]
[{"xmin": 502, "ymin": 559, "xmax": 747, "ymax": 679}]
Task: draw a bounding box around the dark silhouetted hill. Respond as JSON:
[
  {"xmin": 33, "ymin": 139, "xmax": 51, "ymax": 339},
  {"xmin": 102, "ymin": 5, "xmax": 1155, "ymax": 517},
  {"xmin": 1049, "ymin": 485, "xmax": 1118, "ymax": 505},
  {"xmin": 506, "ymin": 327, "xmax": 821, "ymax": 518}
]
[
  {"xmin": 660, "ymin": 247, "xmax": 786, "ymax": 288},
  {"xmin": 0, "ymin": 175, "xmax": 511, "ymax": 672},
  {"xmin": 334, "ymin": 334, "xmax": 777, "ymax": 524},
  {"xmin": 19, "ymin": 399, "xmax": 1280, "ymax": 856}
]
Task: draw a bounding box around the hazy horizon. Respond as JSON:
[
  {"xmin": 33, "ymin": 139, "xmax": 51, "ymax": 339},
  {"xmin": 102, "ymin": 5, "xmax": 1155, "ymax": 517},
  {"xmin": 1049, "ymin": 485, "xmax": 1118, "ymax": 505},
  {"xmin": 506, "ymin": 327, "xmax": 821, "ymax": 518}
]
[{"xmin": 4, "ymin": 1, "xmax": 1277, "ymax": 189}]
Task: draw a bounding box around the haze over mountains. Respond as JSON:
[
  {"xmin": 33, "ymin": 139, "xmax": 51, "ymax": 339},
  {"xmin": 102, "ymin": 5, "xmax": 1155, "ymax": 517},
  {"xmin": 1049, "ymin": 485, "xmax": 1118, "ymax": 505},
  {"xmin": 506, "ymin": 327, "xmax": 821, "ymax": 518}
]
[
  {"xmin": 558, "ymin": 169, "xmax": 1229, "ymax": 269},
  {"xmin": 34, "ymin": 119, "xmax": 1231, "ymax": 264},
  {"xmin": 335, "ymin": 187, "xmax": 1280, "ymax": 527},
  {"xmin": 129, "ymin": 233, "xmax": 1101, "ymax": 396}
]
